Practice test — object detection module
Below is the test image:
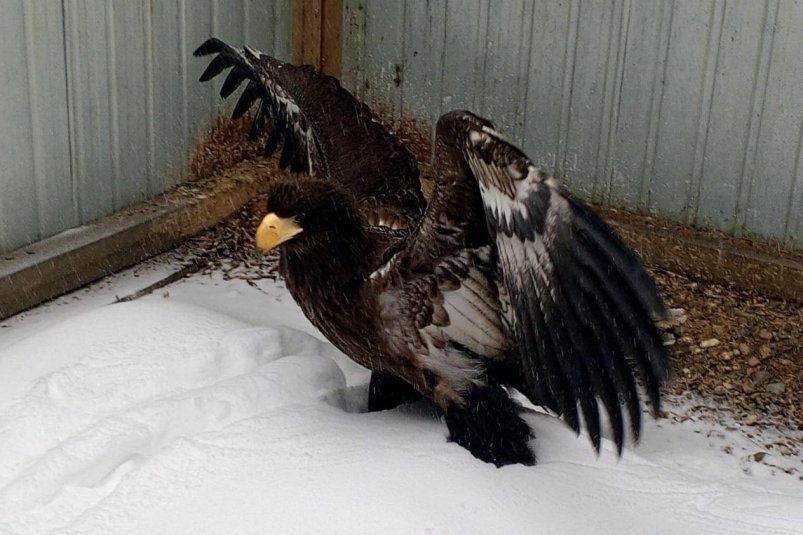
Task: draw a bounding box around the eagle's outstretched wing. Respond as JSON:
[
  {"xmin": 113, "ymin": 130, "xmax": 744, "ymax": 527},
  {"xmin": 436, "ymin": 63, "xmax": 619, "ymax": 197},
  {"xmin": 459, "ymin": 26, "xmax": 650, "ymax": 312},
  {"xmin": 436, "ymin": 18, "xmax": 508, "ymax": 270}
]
[
  {"xmin": 378, "ymin": 110, "xmax": 670, "ymax": 453},
  {"xmin": 194, "ymin": 38, "xmax": 425, "ymax": 229}
]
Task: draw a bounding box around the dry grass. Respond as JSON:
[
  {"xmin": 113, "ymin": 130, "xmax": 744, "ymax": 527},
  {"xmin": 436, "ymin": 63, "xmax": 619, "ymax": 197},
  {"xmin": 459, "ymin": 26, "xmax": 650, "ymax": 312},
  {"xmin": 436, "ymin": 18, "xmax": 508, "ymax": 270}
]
[{"xmin": 189, "ymin": 116, "xmax": 268, "ymax": 182}]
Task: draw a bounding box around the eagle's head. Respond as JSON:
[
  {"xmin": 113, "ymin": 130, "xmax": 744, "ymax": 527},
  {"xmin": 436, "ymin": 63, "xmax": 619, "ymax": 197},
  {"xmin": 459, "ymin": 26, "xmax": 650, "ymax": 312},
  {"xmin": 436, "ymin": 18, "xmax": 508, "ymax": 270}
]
[{"xmin": 256, "ymin": 178, "xmax": 362, "ymax": 255}]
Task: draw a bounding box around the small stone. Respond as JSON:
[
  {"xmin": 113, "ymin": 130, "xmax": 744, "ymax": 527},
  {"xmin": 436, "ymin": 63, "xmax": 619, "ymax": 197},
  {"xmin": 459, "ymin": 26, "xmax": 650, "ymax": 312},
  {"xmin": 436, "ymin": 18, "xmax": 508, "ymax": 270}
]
[
  {"xmin": 714, "ymin": 385, "xmax": 726, "ymax": 396},
  {"xmin": 759, "ymin": 329, "xmax": 773, "ymax": 340},
  {"xmin": 700, "ymin": 338, "xmax": 720, "ymax": 349},
  {"xmin": 759, "ymin": 345, "xmax": 772, "ymax": 359},
  {"xmin": 747, "ymin": 357, "xmax": 760, "ymax": 367},
  {"xmin": 656, "ymin": 308, "xmax": 688, "ymax": 329},
  {"xmin": 779, "ymin": 445, "xmax": 793, "ymax": 456},
  {"xmin": 722, "ymin": 382, "xmax": 733, "ymax": 390},
  {"xmin": 766, "ymin": 382, "xmax": 786, "ymax": 395},
  {"xmin": 744, "ymin": 414, "xmax": 759, "ymax": 425},
  {"xmin": 753, "ymin": 370, "xmax": 771, "ymax": 385},
  {"xmin": 753, "ymin": 451, "xmax": 768, "ymax": 462},
  {"xmin": 738, "ymin": 343, "xmax": 751, "ymax": 355},
  {"xmin": 720, "ymin": 352, "xmax": 732, "ymax": 361}
]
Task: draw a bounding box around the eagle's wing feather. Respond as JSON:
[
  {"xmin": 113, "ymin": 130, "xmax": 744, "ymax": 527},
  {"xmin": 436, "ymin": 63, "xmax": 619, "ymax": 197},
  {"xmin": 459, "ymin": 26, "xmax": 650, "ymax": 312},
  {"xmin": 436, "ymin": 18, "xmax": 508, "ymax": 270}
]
[
  {"xmin": 455, "ymin": 111, "xmax": 669, "ymax": 452},
  {"xmin": 195, "ymin": 38, "xmax": 320, "ymax": 174},
  {"xmin": 194, "ymin": 38, "xmax": 425, "ymax": 228},
  {"xmin": 376, "ymin": 110, "xmax": 669, "ymax": 454}
]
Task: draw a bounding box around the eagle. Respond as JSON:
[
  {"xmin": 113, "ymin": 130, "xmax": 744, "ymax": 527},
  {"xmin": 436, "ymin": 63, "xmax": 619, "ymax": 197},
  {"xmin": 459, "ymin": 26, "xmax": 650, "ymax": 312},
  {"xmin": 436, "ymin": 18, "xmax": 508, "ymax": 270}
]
[{"xmin": 195, "ymin": 40, "xmax": 670, "ymax": 466}]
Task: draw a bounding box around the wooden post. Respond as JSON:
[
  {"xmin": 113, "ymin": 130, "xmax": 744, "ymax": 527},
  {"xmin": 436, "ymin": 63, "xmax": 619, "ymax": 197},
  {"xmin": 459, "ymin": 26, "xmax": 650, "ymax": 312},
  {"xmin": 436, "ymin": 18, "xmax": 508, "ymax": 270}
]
[
  {"xmin": 320, "ymin": 0, "xmax": 342, "ymax": 78},
  {"xmin": 293, "ymin": 0, "xmax": 342, "ymax": 77}
]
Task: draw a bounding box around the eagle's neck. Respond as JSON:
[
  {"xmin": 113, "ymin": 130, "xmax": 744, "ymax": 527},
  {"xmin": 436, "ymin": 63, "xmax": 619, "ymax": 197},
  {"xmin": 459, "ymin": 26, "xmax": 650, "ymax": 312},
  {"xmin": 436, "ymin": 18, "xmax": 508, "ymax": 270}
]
[{"xmin": 279, "ymin": 225, "xmax": 383, "ymax": 362}]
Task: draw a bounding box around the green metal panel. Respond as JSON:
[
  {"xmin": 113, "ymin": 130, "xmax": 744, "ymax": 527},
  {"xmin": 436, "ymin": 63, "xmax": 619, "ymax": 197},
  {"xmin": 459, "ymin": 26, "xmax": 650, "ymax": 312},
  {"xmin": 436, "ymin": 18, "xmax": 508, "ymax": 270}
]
[
  {"xmin": 0, "ymin": 0, "xmax": 292, "ymax": 255},
  {"xmin": 0, "ymin": 0, "xmax": 72, "ymax": 253},
  {"xmin": 343, "ymin": 0, "xmax": 803, "ymax": 249}
]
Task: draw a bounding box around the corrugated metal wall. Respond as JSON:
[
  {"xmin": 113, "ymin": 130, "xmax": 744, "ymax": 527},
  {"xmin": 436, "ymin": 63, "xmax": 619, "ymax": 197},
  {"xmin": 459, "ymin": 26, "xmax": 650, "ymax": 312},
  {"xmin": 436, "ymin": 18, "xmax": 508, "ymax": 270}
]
[
  {"xmin": 0, "ymin": 0, "xmax": 292, "ymax": 255},
  {"xmin": 342, "ymin": 0, "xmax": 803, "ymax": 249}
]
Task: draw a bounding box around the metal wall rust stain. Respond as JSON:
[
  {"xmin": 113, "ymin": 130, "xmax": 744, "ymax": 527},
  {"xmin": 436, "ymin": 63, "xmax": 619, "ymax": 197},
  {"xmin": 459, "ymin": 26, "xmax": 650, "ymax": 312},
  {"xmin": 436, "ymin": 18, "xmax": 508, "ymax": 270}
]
[{"xmin": 342, "ymin": 0, "xmax": 803, "ymax": 250}]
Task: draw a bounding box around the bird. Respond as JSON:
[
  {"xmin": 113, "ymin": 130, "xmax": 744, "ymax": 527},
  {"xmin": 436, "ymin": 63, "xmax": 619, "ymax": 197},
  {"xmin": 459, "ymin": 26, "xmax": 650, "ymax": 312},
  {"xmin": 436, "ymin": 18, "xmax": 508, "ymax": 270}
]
[
  {"xmin": 193, "ymin": 37, "xmax": 425, "ymax": 232},
  {"xmin": 254, "ymin": 109, "xmax": 671, "ymax": 466}
]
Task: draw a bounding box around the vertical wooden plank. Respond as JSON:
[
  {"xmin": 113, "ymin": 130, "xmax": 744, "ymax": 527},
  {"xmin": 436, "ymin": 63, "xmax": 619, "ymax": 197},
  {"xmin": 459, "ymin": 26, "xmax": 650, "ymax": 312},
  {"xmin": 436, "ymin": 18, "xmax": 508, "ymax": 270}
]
[
  {"xmin": 0, "ymin": 0, "xmax": 38, "ymax": 252},
  {"xmin": 294, "ymin": 0, "xmax": 322, "ymax": 66},
  {"xmin": 650, "ymin": 0, "xmax": 717, "ymax": 220},
  {"xmin": 521, "ymin": 0, "xmax": 573, "ymax": 171},
  {"xmin": 293, "ymin": 0, "xmax": 305, "ymax": 63},
  {"xmin": 23, "ymin": 0, "xmax": 74, "ymax": 239},
  {"xmin": 321, "ymin": 0, "xmax": 343, "ymax": 77},
  {"xmin": 304, "ymin": 0, "xmax": 323, "ymax": 67},
  {"xmin": 694, "ymin": 0, "xmax": 766, "ymax": 232},
  {"xmin": 607, "ymin": 0, "xmax": 668, "ymax": 209},
  {"xmin": 65, "ymin": 0, "xmax": 115, "ymax": 224}
]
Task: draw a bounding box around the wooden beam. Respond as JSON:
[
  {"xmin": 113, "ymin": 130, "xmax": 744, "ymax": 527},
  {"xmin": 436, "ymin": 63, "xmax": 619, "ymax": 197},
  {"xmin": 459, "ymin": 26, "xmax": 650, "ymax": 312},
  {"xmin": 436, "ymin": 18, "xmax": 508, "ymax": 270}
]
[
  {"xmin": 293, "ymin": 0, "xmax": 323, "ymax": 67},
  {"xmin": 292, "ymin": 0, "xmax": 305, "ymax": 64},
  {"xmin": 293, "ymin": 0, "xmax": 342, "ymax": 76},
  {"xmin": 0, "ymin": 162, "xmax": 274, "ymax": 320},
  {"xmin": 321, "ymin": 0, "xmax": 343, "ymax": 77}
]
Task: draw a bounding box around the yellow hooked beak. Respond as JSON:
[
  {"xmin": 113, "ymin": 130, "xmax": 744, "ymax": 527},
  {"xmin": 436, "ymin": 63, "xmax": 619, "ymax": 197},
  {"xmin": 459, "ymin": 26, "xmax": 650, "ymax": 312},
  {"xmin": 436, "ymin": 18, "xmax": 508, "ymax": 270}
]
[{"xmin": 255, "ymin": 213, "xmax": 304, "ymax": 253}]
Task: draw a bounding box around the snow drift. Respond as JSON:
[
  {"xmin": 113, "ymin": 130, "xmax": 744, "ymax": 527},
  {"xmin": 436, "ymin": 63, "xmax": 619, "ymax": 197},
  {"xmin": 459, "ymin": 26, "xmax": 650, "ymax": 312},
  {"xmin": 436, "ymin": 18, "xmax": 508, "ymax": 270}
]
[{"xmin": 0, "ymin": 275, "xmax": 800, "ymax": 534}]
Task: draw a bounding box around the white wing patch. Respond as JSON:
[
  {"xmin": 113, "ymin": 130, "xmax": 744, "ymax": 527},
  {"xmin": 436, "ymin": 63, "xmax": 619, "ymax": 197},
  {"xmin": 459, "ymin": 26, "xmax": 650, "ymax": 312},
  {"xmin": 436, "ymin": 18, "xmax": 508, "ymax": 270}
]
[{"xmin": 441, "ymin": 269, "xmax": 509, "ymax": 359}]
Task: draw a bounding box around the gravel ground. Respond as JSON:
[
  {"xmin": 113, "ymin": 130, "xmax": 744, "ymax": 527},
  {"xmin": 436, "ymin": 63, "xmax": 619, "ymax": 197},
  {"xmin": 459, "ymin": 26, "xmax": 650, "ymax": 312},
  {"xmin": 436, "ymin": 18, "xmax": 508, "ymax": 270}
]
[{"xmin": 655, "ymin": 269, "xmax": 802, "ymax": 445}]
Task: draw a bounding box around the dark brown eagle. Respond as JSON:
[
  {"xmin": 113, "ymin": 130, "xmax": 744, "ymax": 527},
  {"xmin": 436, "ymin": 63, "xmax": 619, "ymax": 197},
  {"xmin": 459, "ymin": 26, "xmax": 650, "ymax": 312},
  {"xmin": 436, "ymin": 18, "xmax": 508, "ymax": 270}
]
[{"xmin": 196, "ymin": 40, "xmax": 670, "ymax": 466}]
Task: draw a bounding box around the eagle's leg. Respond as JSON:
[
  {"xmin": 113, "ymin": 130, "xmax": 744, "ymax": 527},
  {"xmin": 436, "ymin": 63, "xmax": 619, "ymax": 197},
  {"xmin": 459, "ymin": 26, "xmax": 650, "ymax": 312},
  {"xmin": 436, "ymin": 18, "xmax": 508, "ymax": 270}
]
[
  {"xmin": 367, "ymin": 372, "xmax": 422, "ymax": 412},
  {"xmin": 444, "ymin": 384, "xmax": 535, "ymax": 467}
]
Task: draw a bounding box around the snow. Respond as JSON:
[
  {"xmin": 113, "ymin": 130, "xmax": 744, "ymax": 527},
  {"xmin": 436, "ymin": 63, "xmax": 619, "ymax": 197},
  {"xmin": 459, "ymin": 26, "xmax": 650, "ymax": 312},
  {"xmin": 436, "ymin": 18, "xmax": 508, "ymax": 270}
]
[{"xmin": 1, "ymin": 263, "xmax": 801, "ymax": 535}]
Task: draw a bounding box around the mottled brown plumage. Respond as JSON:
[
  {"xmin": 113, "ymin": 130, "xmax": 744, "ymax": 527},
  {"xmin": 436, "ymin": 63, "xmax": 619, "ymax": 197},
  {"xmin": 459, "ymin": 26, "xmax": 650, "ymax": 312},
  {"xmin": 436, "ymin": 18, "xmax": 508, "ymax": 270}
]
[{"xmin": 258, "ymin": 111, "xmax": 671, "ymax": 466}]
